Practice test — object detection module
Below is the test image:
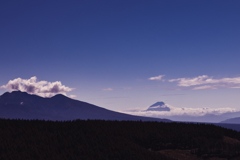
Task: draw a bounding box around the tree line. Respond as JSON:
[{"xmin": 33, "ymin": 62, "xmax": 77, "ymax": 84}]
[{"xmin": 0, "ymin": 119, "xmax": 240, "ymax": 160}]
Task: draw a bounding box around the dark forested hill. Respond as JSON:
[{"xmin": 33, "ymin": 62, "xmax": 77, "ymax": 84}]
[
  {"xmin": 0, "ymin": 91, "xmax": 170, "ymax": 122},
  {"xmin": 1, "ymin": 119, "xmax": 240, "ymax": 160}
]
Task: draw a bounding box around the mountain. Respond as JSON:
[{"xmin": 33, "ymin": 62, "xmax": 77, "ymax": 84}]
[
  {"xmin": 0, "ymin": 91, "xmax": 171, "ymax": 122},
  {"xmin": 220, "ymin": 117, "xmax": 240, "ymax": 124},
  {"xmin": 146, "ymin": 102, "xmax": 170, "ymax": 111}
]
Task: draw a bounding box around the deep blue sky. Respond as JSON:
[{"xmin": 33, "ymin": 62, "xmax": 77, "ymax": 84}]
[{"xmin": 0, "ymin": 0, "xmax": 240, "ymax": 111}]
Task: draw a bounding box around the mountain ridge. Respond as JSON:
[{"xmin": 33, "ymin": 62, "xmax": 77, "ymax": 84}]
[
  {"xmin": 0, "ymin": 91, "xmax": 171, "ymax": 122},
  {"xmin": 220, "ymin": 117, "xmax": 240, "ymax": 124}
]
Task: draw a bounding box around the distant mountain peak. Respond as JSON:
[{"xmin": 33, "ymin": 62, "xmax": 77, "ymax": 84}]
[
  {"xmin": 146, "ymin": 102, "xmax": 170, "ymax": 111},
  {"xmin": 150, "ymin": 102, "xmax": 165, "ymax": 107}
]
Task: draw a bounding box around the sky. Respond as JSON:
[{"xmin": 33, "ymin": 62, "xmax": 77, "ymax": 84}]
[{"xmin": 0, "ymin": 0, "xmax": 240, "ymax": 116}]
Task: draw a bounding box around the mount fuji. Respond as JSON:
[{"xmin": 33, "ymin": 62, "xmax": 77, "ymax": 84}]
[{"xmin": 146, "ymin": 102, "xmax": 171, "ymax": 111}]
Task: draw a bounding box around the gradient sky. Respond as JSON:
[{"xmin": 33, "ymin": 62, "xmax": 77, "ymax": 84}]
[{"xmin": 0, "ymin": 0, "xmax": 240, "ymax": 112}]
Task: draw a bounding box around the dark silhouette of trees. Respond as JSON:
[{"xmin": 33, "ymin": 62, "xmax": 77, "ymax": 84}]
[{"xmin": 0, "ymin": 119, "xmax": 240, "ymax": 160}]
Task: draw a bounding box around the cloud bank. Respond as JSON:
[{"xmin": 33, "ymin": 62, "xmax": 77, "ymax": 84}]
[
  {"xmin": 122, "ymin": 104, "xmax": 238, "ymax": 117},
  {"xmin": 0, "ymin": 76, "xmax": 75, "ymax": 98}
]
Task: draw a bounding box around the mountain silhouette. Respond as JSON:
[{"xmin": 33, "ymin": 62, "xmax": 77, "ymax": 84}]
[
  {"xmin": 146, "ymin": 102, "xmax": 170, "ymax": 111},
  {"xmin": 0, "ymin": 91, "xmax": 171, "ymax": 122},
  {"xmin": 220, "ymin": 117, "xmax": 240, "ymax": 124}
]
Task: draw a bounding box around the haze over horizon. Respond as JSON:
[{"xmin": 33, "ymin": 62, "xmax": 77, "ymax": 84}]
[{"xmin": 1, "ymin": 0, "xmax": 239, "ymax": 117}]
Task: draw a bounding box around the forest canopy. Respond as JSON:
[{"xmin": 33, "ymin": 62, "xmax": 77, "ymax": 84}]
[{"xmin": 1, "ymin": 119, "xmax": 240, "ymax": 160}]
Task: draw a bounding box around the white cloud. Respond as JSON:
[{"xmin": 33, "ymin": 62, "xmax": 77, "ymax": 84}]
[
  {"xmin": 192, "ymin": 85, "xmax": 217, "ymax": 90},
  {"xmin": 169, "ymin": 75, "xmax": 240, "ymax": 89},
  {"xmin": 169, "ymin": 75, "xmax": 209, "ymax": 86},
  {"xmin": 122, "ymin": 104, "xmax": 238, "ymax": 117},
  {"xmin": 101, "ymin": 88, "xmax": 113, "ymax": 91},
  {"xmin": 0, "ymin": 76, "xmax": 75, "ymax": 97},
  {"xmin": 148, "ymin": 75, "xmax": 165, "ymax": 81}
]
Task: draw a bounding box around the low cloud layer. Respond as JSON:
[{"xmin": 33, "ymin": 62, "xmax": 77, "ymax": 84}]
[
  {"xmin": 122, "ymin": 104, "xmax": 238, "ymax": 117},
  {"xmin": 0, "ymin": 76, "xmax": 75, "ymax": 98}
]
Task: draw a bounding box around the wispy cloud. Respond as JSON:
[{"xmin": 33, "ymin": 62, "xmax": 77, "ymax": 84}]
[
  {"xmin": 169, "ymin": 75, "xmax": 209, "ymax": 86},
  {"xmin": 192, "ymin": 85, "xmax": 218, "ymax": 90},
  {"xmin": 101, "ymin": 88, "xmax": 113, "ymax": 91},
  {"xmin": 169, "ymin": 75, "xmax": 240, "ymax": 89},
  {"xmin": 169, "ymin": 75, "xmax": 240, "ymax": 87},
  {"xmin": 148, "ymin": 75, "xmax": 165, "ymax": 81},
  {"xmin": 0, "ymin": 76, "xmax": 75, "ymax": 98}
]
